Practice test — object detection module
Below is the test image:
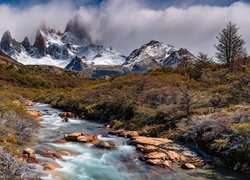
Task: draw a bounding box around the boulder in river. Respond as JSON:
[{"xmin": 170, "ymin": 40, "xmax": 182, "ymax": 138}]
[
  {"xmin": 27, "ymin": 110, "xmax": 41, "ymax": 119},
  {"xmin": 35, "ymin": 146, "xmax": 63, "ymax": 160},
  {"xmin": 24, "ymin": 101, "xmax": 34, "ymax": 106},
  {"xmin": 59, "ymin": 112, "xmax": 76, "ymax": 118},
  {"xmin": 64, "ymin": 132, "xmax": 97, "ymax": 143},
  {"xmin": 146, "ymin": 159, "xmax": 171, "ymax": 169},
  {"xmin": 108, "ymin": 130, "xmax": 139, "ymax": 138},
  {"xmin": 22, "ymin": 148, "xmax": 38, "ymax": 164},
  {"xmin": 41, "ymin": 161, "xmax": 61, "ymax": 171},
  {"xmin": 64, "ymin": 132, "xmax": 83, "ymax": 141},
  {"xmin": 95, "ymin": 141, "xmax": 115, "ymax": 149}
]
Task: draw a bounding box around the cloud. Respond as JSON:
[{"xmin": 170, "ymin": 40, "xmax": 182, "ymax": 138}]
[
  {"xmin": 0, "ymin": 0, "xmax": 250, "ymax": 57},
  {"xmin": 0, "ymin": 1, "xmax": 75, "ymax": 43}
]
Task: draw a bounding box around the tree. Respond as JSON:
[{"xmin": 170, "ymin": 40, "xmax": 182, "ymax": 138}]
[{"xmin": 215, "ymin": 22, "xmax": 247, "ymax": 72}]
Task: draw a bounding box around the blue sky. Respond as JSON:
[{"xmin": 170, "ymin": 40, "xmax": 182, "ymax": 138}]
[{"xmin": 0, "ymin": 0, "xmax": 248, "ymax": 8}]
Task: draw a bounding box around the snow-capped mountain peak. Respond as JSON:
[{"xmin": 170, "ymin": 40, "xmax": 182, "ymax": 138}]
[{"xmin": 123, "ymin": 40, "xmax": 196, "ymax": 72}]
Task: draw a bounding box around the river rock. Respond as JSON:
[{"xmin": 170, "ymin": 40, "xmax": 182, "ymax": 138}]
[
  {"xmin": 64, "ymin": 132, "xmax": 97, "ymax": 143},
  {"xmin": 27, "ymin": 110, "xmax": 41, "ymax": 119},
  {"xmin": 95, "ymin": 141, "xmax": 115, "ymax": 149},
  {"xmin": 41, "ymin": 162, "xmax": 61, "ymax": 171},
  {"xmin": 24, "ymin": 101, "xmax": 34, "ymax": 106},
  {"xmin": 108, "ymin": 130, "xmax": 139, "ymax": 138},
  {"xmin": 22, "ymin": 148, "xmax": 38, "ymax": 164},
  {"xmin": 77, "ymin": 134, "xmax": 97, "ymax": 143},
  {"xmin": 35, "ymin": 146, "xmax": 63, "ymax": 160},
  {"xmin": 234, "ymin": 162, "xmax": 241, "ymax": 171},
  {"xmin": 146, "ymin": 159, "xmax": 171, "ymax": 168},
  {"xmin": 51, "ymin": 139, "xmax": 68, "ymax": 144},
  {"xmin": 129, "ymin": 136, "xmax": 172, "ymax": 146},
  {"xmin": 181, "ymin": 163, "xmax": 196, "ymax": 169},
  {"xmin": 64, "ymin": 132, "xmax": 83, "ymax": 141},
  {"xmin": 59, "ymin": 112, "xmax": 76, "ymax": 118}
]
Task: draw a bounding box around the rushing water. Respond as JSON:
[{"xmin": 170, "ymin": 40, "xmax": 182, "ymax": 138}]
[{"xmin": 29, "ymin": 103, "xmax": 248, "ymax": 180}]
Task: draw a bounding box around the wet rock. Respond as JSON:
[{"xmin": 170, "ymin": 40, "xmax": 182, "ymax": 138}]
[
  {"xmin": 181, "ymin": 163, "xmax": 196, "ymax": 169},
  {"xmin": 62, "ymin": 117, "xmax": 69, "ymax": 123},
  {"xmin": 64, "ymin": 132, "xmax": 97, "ymax": 143},
  {"xmin": 140, "ymin": 152, "xmax": 167, "ymax": 161},
  {"xmin": 59, "ymin": 112, "xmax": 76, "ymax": 118},
  {"xmin": 234, "ymin": 162, "xmax": 241, "ymax": 171},
  {"xmin": 27, "ymin": 110, "xmax": 41, "ymax": 119},
  {"xmin": 51, "ymin": 139, "xmax": 68, "ymax": 144},
  {"xmin": 95, "ymin": 141, "xmax": 115, "ymax": 149},
  {"xmin": 77, "ymin": 134, "xmax": 97, "ymax": 143},
  {"xmin": 108, "ymin": 130, "xmax": 139, "ymax": 138},
  {"xmin": 41, "ymin": 162, "xmax": 60, "ymax": 171},
  {"xmin": 146, "ymin": 159, "xmax": 171, "ymax": 169},
  {"xmin": 64, "ymin": 132, "xmax": 83, "ymax": 141},
  {"xmin": 22, "ymin": 148, "xmax": 38, "ymax": 164},
  {"xmin": 24, "ymin": 101, "xmax": 34, "ymax": 106},
  {"xmin": 35, "ymin": 146, "xmax": 63, "ymax": 160}
]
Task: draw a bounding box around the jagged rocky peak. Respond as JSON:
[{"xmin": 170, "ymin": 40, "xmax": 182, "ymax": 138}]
[
  {"xmin": 125, "ymin": 40, "xmax": 176, "ymax": 64},
  {"xmin": 22, "ymin": 36, "xmax": 31, "ymax": 52},
  {"xmin": 34, "ymin": 29, "xmax": 46, "ymax": 56},
  {"xmin": 39, "ymin": 20, "xmax": 47, "ymax": 33},
  {"xmin": 65, "ymin": 14, "xmax": 91, "ymax": 42},
  {"xmin": 161, "ymin": 48, "xmax": 197, "ymax": 67},
  {"xmin": 65, "ymin": 56, "xmax": 89, "ymax": 71},
  {"xmin": 0, "ymin": 30, "xmax": 13, "ymax": 53}
]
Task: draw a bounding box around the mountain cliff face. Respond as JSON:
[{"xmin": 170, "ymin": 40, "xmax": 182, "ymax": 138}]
[{"xmin": 0, "ymin": 16, "xmax": 197, "ymax": 76}]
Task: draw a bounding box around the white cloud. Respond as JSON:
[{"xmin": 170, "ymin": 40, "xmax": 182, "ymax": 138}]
[{"xmin": 0, "ymin": 0, "xmax": 250, "ymax": 56}]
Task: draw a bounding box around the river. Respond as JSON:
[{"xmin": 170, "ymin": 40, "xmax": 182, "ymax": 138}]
[{"xmin": 28, "ymin": 103, "xmax": 248, "ymax": 180}]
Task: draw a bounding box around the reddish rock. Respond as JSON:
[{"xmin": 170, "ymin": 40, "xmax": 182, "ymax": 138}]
[
  {"xmin": 64, "ymin": 132, "xmax": 83, "ymax": 141},
  {"xmin": 108, "ymin": 130, "xmax": 139, "ymax": 138},
  {"xmin": 51, "ymin": 139, "xmax": 68, "ymax": 144},
  {"xmin": 35, "ymin": 146, "xmax": 63, "ymax": 160},
  {"xmin": 27, "ymin": 110, "xmax": 41, "ymax": 119},
  {"xmin": 22, "ymin": 148, "xmax": 38, "ymax": 164},
  {"xmin": 146, "ymin": 159, "xmax": 171, "ymax": 169},
  {"xmin": 64, "ymin": 132, "xmax": 97, "ymax": 143},
  {"xmin": 181, "ymin": 163, "xmax": 196, "ymax": 169},
  {"xmin": 59, "ymin": 112, "xmax": 76, "ymax": 118},
  {"xmin": 41, "ymin": 162, "xmax": 61, "ymax": 171},
  {"xmin": 95, "ymin": 141, "xmax": 115, "ymax": 149},
  {"xmin": 24, "ymin": 101, "xmax": 34, "ymax": 106}
]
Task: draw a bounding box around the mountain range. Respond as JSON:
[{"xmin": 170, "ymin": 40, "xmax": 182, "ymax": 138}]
[{"xmin": 0, "ymin": 15, "xmax": 197, "ymax": 77}]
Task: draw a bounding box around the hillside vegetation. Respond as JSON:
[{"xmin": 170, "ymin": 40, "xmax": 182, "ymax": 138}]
[{"xmin": 0, "ymin": 52, "xmax": 249, "ymax": 174}]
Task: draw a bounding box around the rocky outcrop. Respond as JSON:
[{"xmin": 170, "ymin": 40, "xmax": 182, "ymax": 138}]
[
  {"xmin": 22, "ymin": 37, "xmax": 31, "ymax": 52},
  {"xmin": 127, "ymin": 135, "xmax": 203, "ymax": 169},
  {"xmin": 64, "ymin": 132, "xmax": 97, "ymax": 143},
  {"xmin": 33, "ymin": 29, "xmax": 46, "ymax": 56},
  {"xmin": 0, "ymin": 31, "xmax": 13, "ymax": 54},
  {"xmin": 35, "ymin": 146, "xmax": 63, "ymax": 160},
  {"xmin": 95, "ymin": 141, "xmax": 115, "ymax": 149}
]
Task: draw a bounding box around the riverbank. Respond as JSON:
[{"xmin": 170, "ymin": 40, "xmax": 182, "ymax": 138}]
[{"xmin": 22, "ymin": 102, "xmax": 249, "ymax": 179}]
